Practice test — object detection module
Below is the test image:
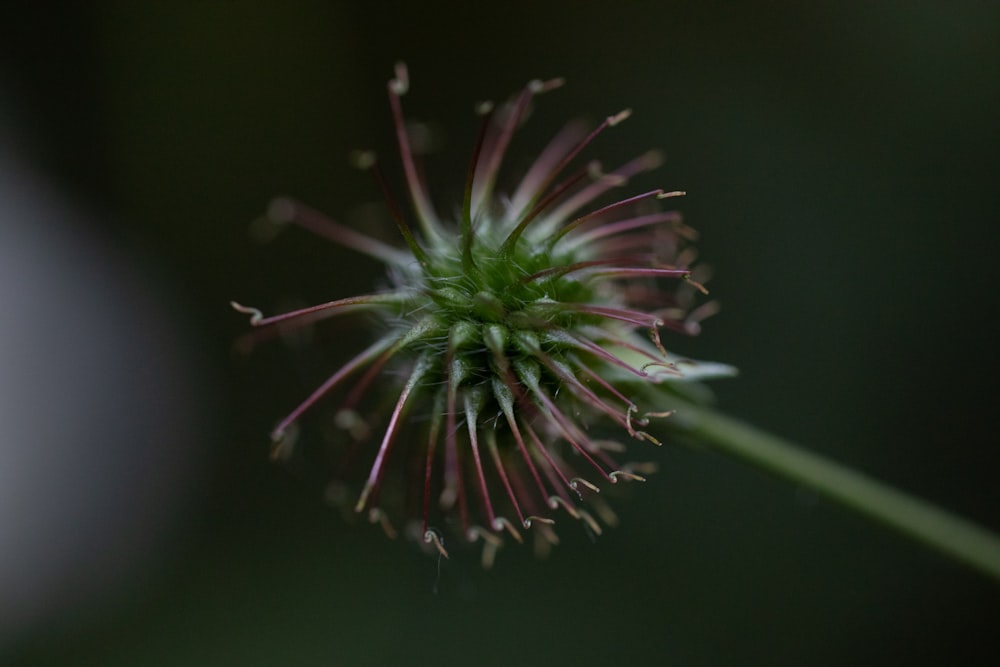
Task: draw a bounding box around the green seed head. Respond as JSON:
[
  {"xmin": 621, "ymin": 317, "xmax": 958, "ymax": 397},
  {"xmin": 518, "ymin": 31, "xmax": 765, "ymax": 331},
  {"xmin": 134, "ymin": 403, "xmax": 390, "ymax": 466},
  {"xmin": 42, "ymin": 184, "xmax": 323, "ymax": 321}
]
[{"xmin": 233, "ymin": 63, "xmax": 733, "ymax": 567}]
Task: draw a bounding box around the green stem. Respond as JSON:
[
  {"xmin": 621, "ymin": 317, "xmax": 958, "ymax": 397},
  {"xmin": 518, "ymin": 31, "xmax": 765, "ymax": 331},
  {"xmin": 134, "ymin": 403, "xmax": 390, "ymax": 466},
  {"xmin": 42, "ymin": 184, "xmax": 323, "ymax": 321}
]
[{"xmin": 669, "ymin": 397, "xmax": 1000, "ymax": 582}]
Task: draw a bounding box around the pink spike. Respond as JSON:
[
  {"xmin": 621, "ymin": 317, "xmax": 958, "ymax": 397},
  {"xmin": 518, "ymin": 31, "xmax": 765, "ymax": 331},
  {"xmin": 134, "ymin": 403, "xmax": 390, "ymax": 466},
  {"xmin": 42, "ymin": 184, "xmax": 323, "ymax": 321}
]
[
  {"xmin": 472, "ymin": 76, "xmax": 564, "ymax": 216},
  {"xmin": 545, "ymin": 151, "xmax": 664, "ymax": 225},
  {"xmin": 363, "ymin": 154, "xmax": 429, "ymax": 265},
  {"xmin": 535, "ymin": 354, "xmax": 628, "ymax": 428},
  {"xmin": 464, "ymin": 394, "xmax": 497, "ymax": 528},
  {"xmin": 230, "ymin": 293, "xmax": 403, "ymax": 329},
  {"xmin": 500, "ymin": 109, "xmax": 632, "ymax": 255},
  {"xmin": 579, "ymin": 267, "xmax": 691, "ymax": 281},
  {"xmin": 520, "ymin": 256, "xmax": 650, "ymax": 285},
  {"xmin": 440, "ymin": 352, "xmax": 470, "ymax": 532},
  {"xmin": 505, "ymin": 120, "xmax": 589, "ymax": 223},
  {"xmin": 421, "ymin": 400, "xmax": 444, "ymax": 536},
  {"xmin": 556, "ymin": 303, "xmax": 664, "ymax": 330},
  {"xmin": 514, "ymin": 109, "xmax": 633, "ymax": 222},
  {"xmin": 550, "ymin": 189, "xmax": 667, "ymax": 245},
  {"xmin": 540, "ymin": 399, "xmax": 611, "ymax": 482},
  {"xmin": 571, "ymin": 354, "xmax": 636, "ymax": 408},
  {"xmin": 486, "ymin": 431, "xmax": 527, "ymax": 527},
  {"xmin": 546, "ymin": 330, "xmax": 649, "ymax": 379},
  {"xmin": 524, "ymin": 423, "xmax": 578, "ymax": 501},
  {"xmin": 561, "ymin": 211, "xmax": 683, "ymax": 249},
  {"xmin": 517, "ymin": 368, "xmax": 612, "ymax": 482},
  {"xmin": 497, "ymin": 386, "xmax": 554, "ymax": 508},
  {"xmin": 580, "ymin": 326, "xmax": 674, "ymax": 366},
  {"xmin": 339, "ymin": 344, "xmax": 398, "ymax": 412},
  {"xmin": 590, "ymin": 232, "xmax": 674, "ymax": 256},
  {"xmin": 355, "ymin": 354, "xmax": 432, "ymax": 512},
  {"xmin": 461, "ymin": 102, "xmax": 496, "ymax": 267},
  {"xmin": 498, "ymin": 164, "xmax": 596, "ymax": 256},
  {"xmin": 265, "ymin": 197, "xmax": 408, "ymax": 265},
  {"xmin": 387, "ymin": 63, "xmax": 440, "ymax": 233},
  {"xmin": 270, "ymin": 334, "xmax": 401, "ymax": 441}
]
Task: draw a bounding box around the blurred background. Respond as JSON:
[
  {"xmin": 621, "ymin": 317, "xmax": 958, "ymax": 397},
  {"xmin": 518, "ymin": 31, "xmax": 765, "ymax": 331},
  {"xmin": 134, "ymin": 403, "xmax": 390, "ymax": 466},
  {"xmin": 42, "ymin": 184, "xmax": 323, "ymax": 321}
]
[{"xmin": 1, "ymin": 2, "xmax": 998, "ymax": 665}]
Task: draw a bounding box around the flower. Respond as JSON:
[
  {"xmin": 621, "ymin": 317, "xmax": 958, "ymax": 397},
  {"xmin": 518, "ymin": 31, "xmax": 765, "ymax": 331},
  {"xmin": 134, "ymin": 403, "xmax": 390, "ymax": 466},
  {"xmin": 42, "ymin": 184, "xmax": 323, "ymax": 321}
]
[{"xmin": 233, "ymin": 63, "xmax": 731, "ymax": 567}]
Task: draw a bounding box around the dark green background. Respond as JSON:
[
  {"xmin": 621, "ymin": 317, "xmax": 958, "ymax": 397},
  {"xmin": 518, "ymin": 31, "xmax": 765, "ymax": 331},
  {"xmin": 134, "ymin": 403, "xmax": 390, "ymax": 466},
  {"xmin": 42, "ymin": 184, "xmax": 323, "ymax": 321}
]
[{"xmin": 3, "ymin": 2, "xmax": 998, "ymax": 665}]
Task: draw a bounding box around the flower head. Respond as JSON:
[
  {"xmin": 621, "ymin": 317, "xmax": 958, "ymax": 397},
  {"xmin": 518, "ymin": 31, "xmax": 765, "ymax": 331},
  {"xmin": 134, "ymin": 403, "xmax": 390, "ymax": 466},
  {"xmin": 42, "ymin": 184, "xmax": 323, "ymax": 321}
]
[{"xmin": 233, "ymin": 64, "xmax": 731, "ymax": 566}]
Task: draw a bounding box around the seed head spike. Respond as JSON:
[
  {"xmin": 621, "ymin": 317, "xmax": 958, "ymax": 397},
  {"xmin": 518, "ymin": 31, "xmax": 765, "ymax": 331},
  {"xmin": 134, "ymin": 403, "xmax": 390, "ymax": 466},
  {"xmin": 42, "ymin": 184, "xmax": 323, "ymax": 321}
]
[{"xmin": 232, "ymin": 65, "xmax": 731, "ymax": 566}]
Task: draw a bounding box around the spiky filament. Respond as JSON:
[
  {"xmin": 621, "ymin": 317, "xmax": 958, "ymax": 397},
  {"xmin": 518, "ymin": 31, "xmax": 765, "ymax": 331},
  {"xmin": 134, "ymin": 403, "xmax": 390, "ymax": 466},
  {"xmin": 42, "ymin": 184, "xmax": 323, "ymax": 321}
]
[
  {"xmin": 356, "ymin": 353, "xmax": 433, "ymax": 512},
  {"xmin": 387, "ymin": 63, "xmax": 441, "ymax": 238},
  {"xmin": 461, "ymin": 102, "xmax": 495, "ymax": 271},
  {"xmin": 263, "ymin": 197, "xmax": 410, "ymax": 266},
  {"xmin": 498, "ymin": 110, "xmax": 633, "ymax": 259},
  {"xmin": 233, "ymin": 65, "xmax": 729, "ymax": 564}
]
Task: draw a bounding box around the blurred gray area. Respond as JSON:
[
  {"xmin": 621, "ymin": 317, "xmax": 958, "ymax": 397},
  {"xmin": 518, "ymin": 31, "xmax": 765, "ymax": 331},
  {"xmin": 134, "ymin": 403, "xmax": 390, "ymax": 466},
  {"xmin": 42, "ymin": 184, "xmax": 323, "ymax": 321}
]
[
  {"xmin": 0, "ymin": 146, "xmax": 210, "ymax": 644},
  {"xmin": 1, "ymin": 2, "xmax": 997, "ymax": 665}
]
